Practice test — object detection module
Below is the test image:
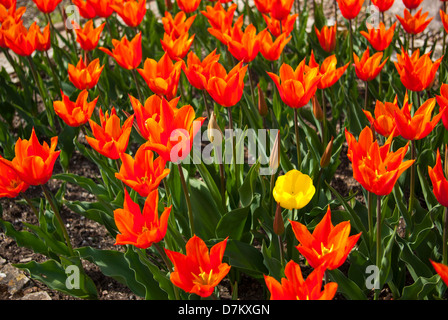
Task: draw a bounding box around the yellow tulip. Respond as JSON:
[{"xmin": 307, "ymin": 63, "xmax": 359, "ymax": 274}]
[{"xmin": 273, "ymin": 169, "xmax": 315, "ymax": 210}]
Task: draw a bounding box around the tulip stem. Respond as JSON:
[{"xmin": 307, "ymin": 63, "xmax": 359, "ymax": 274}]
[
  {"xmin": 375, "ymin": 194, "xmax": 382, "ymax": 300},
  {"xmin": 321, "ymin": 89, "xmax": 327, "ymax": 146},
  {"xmin": 248, "ymin": 65, "xmax": 257, "ymax": 108},
  {"xmin": 178, "ymin": 163, "xmax": 195, "ymax": 237},
  {"xmin": 41, "ymin": 184, "xmax": 74, "ymax": 256},
  {"xmin": 368, "ymin": 191, "xmax": 374, "ymax": 243},
  {"xmin": 20, "ymin": 192, "xmax": 39, "ymax": 223},
  {"xmin": 228, "ymin": 107, "xmax": 239, "ymax": 190},
  {"xmin": 443, "ymin": 206, "xmax": 448, "ymax": 265},
  {"xmin": 44, "ymin": 51, "xmax": 62, "ymax": 98},
  {"xmin": 409, "ymin": 139, "xmax": 416, "ymax": 216},
  {"xmin": 219, "ymin": 162, "xmax": 226, "ymax": 209},
  {"xmin": 364, "ymin": 81, "xmax": 369, "ymax": 111},
  {"xmin": 294, "ymin": 109, "xmax": 301, "ymax": 171},
  {"xmin": 202, "ymin": 90, "xmax": 211, "ymax": 120},
  {"xmin": 131, "ymin": 69, "xmax": 144, "ymax": 103},
  {"xmin": 349, "ymin": 19, "xmax": 354, "ymax": 65}
]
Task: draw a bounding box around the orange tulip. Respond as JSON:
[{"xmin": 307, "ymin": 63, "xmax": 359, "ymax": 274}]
[
  {"xmin": 360, "ymin": 22, "xmax": 396, "ymax": 52},
  {"xmin": 110, "ymin": 0, "xmax": 146, "ymax": 28},
  {"xmin": 394, "ymin": 47, "xmax": 442, "ymax": 92},
  {"xmin": 143, "ymin": 98, "xmax": 205, "ymax": 163},
  {"xmin": 345, "ymin": 126, "xmax": 414, "ymax": 196},
  {"xmin": 394, "ymin": 94, "xmax": 443, "ymax": 141},
  {"xmin": 363, "ymin": 95, "xmax": 402, "ymax": 138},
  {"xmin": 68, "ymin": 57, "xmax": 104, "ymax": 90},
  {"xmin": 254, "ymin": 0, "xmax": 272, "ymax": 14},
  {"xmin": 74, "ymin": 19, "xmax": 105, "ymax": 52},
  {"xmin": 0, "ymin": 157, "xmax": 29, "ymax": 199},
  {"xmin": 87, "ymin": 0, "xmax": 114, "ymax": 17},
  {"xmin": 100, "ymin": 32, "xmax": 142, "ymax": 70},
  {"xmin": 308, "ymin": 51, "xmax": 349, "ymax": 90},
  {"xmin": 428, "ymin": 149, "xmax": 448, "ymax": 208},
  {"xmin": 224, "ymin": 23, "xmax": 260, "ymax": 63},
  {"xmin": 264, "ymin": 261, "xmax": 338, "ymax": 300},
  {"xmin": 258, "ymin": 28, "xmax": 291, "ymax": 61},
  {"xmin": 182, "ymin": 49, "xmax": 220, "ymax": 91},
  {"xmin": 267, "ymin": 59, "xmax": 322, "ymax": 109},
  {"xmin": 262, "ymin": 12, "xmax": 298, "ymax": 38},
  {"xmin": 353, "ymin": 47, "xmax": 388, "ymax": 82},
  {"xmin": 86, "ymin": 107, "xmax": 134, "ymax": 160},
  {"xmin": 162, "ymin": 11, "xmax": 196, "ymax": 39},
  {"xmin": 32, "ymin": 22, "xmax": 51, "ymax": 52},
  {"xmin": 160, "ymin": 31, "xmax": 195, "ymax": 61},
  {"xmin": 441, "ymin": 9, "xmax": 448, "ymax": 34},
  {"xmin": 402, "ymin": 0, "xmax": 423, "ymax": 10},
  {"xmin": 0, "ymin": 0, "xmax": 15, "ymax": 9},
  {"xmin": 0, "ymin": 17, "xmax": 14, "ymax": 48},
  {"xmin": 164, "ymin": 235, "xmax": 231, "ymax": 298},
  {"xmin": 32, "ymin": 0, "xmax": 62, "ymax": 13},
  {"xmin": 129, "ymin": 94, "xmax": 180, "ymax": 141},
  {"xmin": 314, "ymin": 24, "xmax": 337, "ymax": 53},
  {"xmin": 371, "ymin": 0, "xmax": 394, "ymax": 12},
  {"xmin": 0, "ymin": 128, "xmax": 60, "ymax": 186},
  {"xmin": 114, "ymin": 189, "xmax": 172, "ymax": 249},
  {"xmin": 53, "ymin": 90, "xmax": 98, "ymax": 127},
  {"xmin": 396, "ymin": 8, "xmax": 433, "ymax": 35},
  {"xmin": 176, "ymin": 0, "xmax": 201, "ymax": 13},
  {"xmin": 290, "ymin": 206, "xmax": 362, "ymax": 270},
  {"xmin": 336, "ymin": 0, "xmax": 364, "ymax": 20},
  {"xmin": 72, "ymin": 0, "xmax": 96, "ymax": 19},
  {"xmin": 3, "ymin": 20, "xmax": 41, "ymax": 56},
  {"xmin": 115, "ymin": 144, "xmax": 170, "ymax": 197},
  {"xmin": 436, "ymin": 83, "xmax": 448, "ymax": 131},
  {"xmin": 137, "ymin": 53, "xmax": 183, "ymax": 100},
  {"xmin": 430, "ymin": 260, "xmax": 448, "ymax": 286},
  {"xmin": 201, "ymin": 2, "xmax": 237, "ymax": 34},
  {"xmin": 206, "ymin": 60, "xmax": 248, "ymax": 107},
  {"xmin": 0, "ymin": 2, "xmax": 26, "ymax": 24},
  {"xmin": 270, "ymin": 0, "xmax": 294, "ymax": 21}
]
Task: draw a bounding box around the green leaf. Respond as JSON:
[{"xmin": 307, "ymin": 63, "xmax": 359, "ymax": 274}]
[
  {"xmin": 328, "ymin": 268, "xmax": 368, "ymax": 300},
  {"xmin": 400, "ymin": 275, "xmax": 440, "ymax": 300},
  {"xmin": 238, "ymin": 161, "xmax": 261, "ymax": 208},
  {"xmin": 216, "ymin": 206, "xmax": 251, "ymax": 241},
  {"xmin": 224, "ymin": 239, "xmax": 268, "ymax": 279}
]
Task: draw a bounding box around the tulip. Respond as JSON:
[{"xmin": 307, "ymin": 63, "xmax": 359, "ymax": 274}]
[
  {"xmin": 182, "ymin": 49, "xmax": 220, "ymax": 91},
  {"xmin": 363, "ymin": 96, "xmax": 402, "ymax": 138},
  {"xmin": 371, "ymin": 0, "xmax": 394, "ymax": 12},
  {"xmin": 0, "ymin": 0, "xmax": 15, "ymax": 9},
  {"xmin": 137, "ymin": 53, "xmax": 183, "ymax": 100},
  {"xmin": 254, "ymin": 0, "xmax": 272, "ymax": 14},
  {"xmin": 262, "ymin": 12, "xmax": 298, "ymax": 38},
  {"xmin": 3, "ymin": 20, "xmax": 40, "ymax": 56},
  {"xmin": 53, "ymin": 90, "xmax": 98, "ymax": 127},
  {"xmin": 353, "ymin": 47, "xmax": 388, "ymax": 82},
  {"xmin": 270, "ymin": 0, "xmax": 294, "ymax": 21},
  {"xmin": 208, "ymin": 15, "xmax": 243, "ymax": 46},
  {"xmin": 143, "ymin": 98, "xmax": 205, "ymax": 163},
  {"xmin": 345, "ymin": 126, "xmax": 414, "ymax": 196},
  {"xmin": 68, "ymin": 57, "xmax": 104, "ymax": 90},
  {"xmin": 428, "ymin": 149, "xmax": 448, "ymax": 208},
  {"xmin": 201, "ymin": 2, "xmax": 237, "ymax": 34},
  {"xmin": 32, "ymin": 0, "xmax": 62, "ymax": 13},
  {"xmin": 129, "ymin": 94, "xmax": 180, "ymax": 141},
  {"xmin": 176, "ymin": 0, "xmax": 201, "ymax": 13},
  {"xmin": 32, "ymin": 22, "xmax": 51, "ymax": 52},
  {"xmin": 402, "ymin": 0, "xmax": 424, "ymax": 10},
  {"xmin": 74, "ymin": 20, "xmax": 105, "ymax": 52},
  {"xmin": 86, "ymin": 107, "xmax": 134, "ymax": 160},
  {"xmin": 336, "ymin": 0, "xmax": 364, "ymax": 20},
  {"xmin": 431, "ymin": 260, "xmax": 448, "ymax": 286},
  {"xmin": 267, "ymin": 59, "xmax": 322, "ymax": 109},
  {"xmin": 114, "ymin": 189, "xmax": 172, "ymax": 249},
  {"xmin": 273, "ymin": 169, "xmax": 316, "ymax": 210},
  {"xmin": 72, "ymin": 0, "xmax": 96, "ymax": 19},
  {"xmin": 110, "ymin": 0, "xmax": 147, "ymax": 28},
  {"xmin": 308, "ymin": 51, "xmax": 349, "ymax": 90},
  {"xmin": 165, "ymin": 235, "xmax": 231, "ymax": 298},
  {"xmin": 0, "ymin": 157, "xmax": 29, "ymax": 199},
  {"xmin": 0, "ymin": 128, "xmax": 61, "ymax": 186},
  {"xmin": 162, "ymin": 11, "xmax": 196, "ymax": 39},
  {"xmin": 441, "ymin": 9, "xmax": 448, "ymax": 34},
  {"xmin": 290, "ymin": 206, "xmax": 362, "ymax": 270},
  {"xmin": 320, "ymin": 136, "xmax": 335, "ymax": 168},
  {"xmin": 436, "ymin": 83, "xmax": 448, "ymax": 131},
  {"xmin": 394, "ymin": 47, "xmax": 442, "ymax": 92},
  {"xmin": 206, "ymin": 60, "xmax": 248, "ymax": 107},
  {"xmin": 396, "ymin": 8, "xmax": 433, "ymax": 35},
  {"xmin": 394, "ymin": 94, "xmax": 443, "ymax": 141},
  {"xmin": 0, "ymin": 2, "xmax": 26, "ymax": 24},
  {"xmin": 258, "ymin": 28, "xmax": 291, "ymax": 62},
  {"xmin": 224, "ymin": 23, "xmax": 260, "ymax": 63},
  {"xmin": 264, "ymin": 260, "xmax": 338, "ymax": 300},
  {"xmin": 87, "ymin": 0, "xmax": 114, "ymax": 18},
  {"xmin": 360, "ymin": 22, "xmax": 396, "ymax": 52},
  {"xmin": 160, "ymin": 31, "xmax": 195, "ymax": 61},
  {"xmin": 100, "ymin": 32, "xmax": 142, "ymax": 70},
  {"xmin": 314, "ymin": 24, "xmax": 337, "ymax": 53}
]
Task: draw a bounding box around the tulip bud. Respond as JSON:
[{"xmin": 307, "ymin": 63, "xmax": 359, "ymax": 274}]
[
  {"xmin": 312, "ymin": 95, "xmax": 324, "ymax": 121},
  {"xmin": 207, "ymin": 111, "xmax": 223, "ymax": 146},
  {"xmin": 320, "ymin": 136, "xmax": 334, "ymax": 168},
  {"xmin": 273, "ymin": 202, "xmax": 285, "ymax": 236},
  {"xmin": 258, "ymin": 84, "xmax": 268, "ymax": 117},
  {"xmin": 269, "ymin": 130, "xmax": 280, "ymax": 172}
]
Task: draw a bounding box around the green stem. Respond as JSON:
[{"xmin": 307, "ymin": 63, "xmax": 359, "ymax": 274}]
[
  {"xmin": 375, "ymin": 194, "xmax": 382, "ymax": 300},
  {"xmin": 409, "ymin": 139, "xmax": 416, "ymax": 216},
  {"xmin": 44, "ymin": 50, "xmax": 62, "ymax": 97},
  {"xmin": 368, "ymin": 191, "xmax": 374, "ymax": 243},
  {"xmin": 20, "ymin": 192, "xmax": 39, "ymax": 222},
  {"xmin": 294, "ymin": 108, "xmax": 301, "ymax": 171},
  {"xmin": 41, "ymin": 184, "xmax": 74, "ymax": 256},
  {"xmin": 219, "ymin": 162, "xmax": 226, "ymax": 210},
  {"xmin": 202, "ymin": 90, "xmax": 211, "ymax": 120},
  {"xmin": 349, "ymin": 19, "xmax": 354, "ymax": 65},
  {"xmin": 228, "ymin": 107, "xmax": 239, "ymax": 190},
  {"xmin": 131, "ymin": 69, "xmax": 144, "ymax": 103},
  {"xmin": 247, "ymin": 65, "xmax": 257, "ymax": 108},
  {"xmin": 321, "ymin": 89, "xmax": 327, "ymax": 146},
  {"xmin": 178, "ymin": 163, "xmax": 195, "ymax": 237},
  {"xmin": 443, "ymin": 206, "xmax": 448, "ymax": 266}
]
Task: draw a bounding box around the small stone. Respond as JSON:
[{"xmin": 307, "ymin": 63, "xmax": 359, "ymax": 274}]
[
  {"xmin": 21, "ymin": 291, "xmax": 52, "ymax": 300},
  {"xmin": 0, "ymin": 264, "xmax": 30, "ymax": 295}
]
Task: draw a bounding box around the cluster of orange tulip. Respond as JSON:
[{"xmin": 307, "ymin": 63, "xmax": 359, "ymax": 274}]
[{"xmin": 1, "ymin": 0, "xmax": 448, "ymax": 301}]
